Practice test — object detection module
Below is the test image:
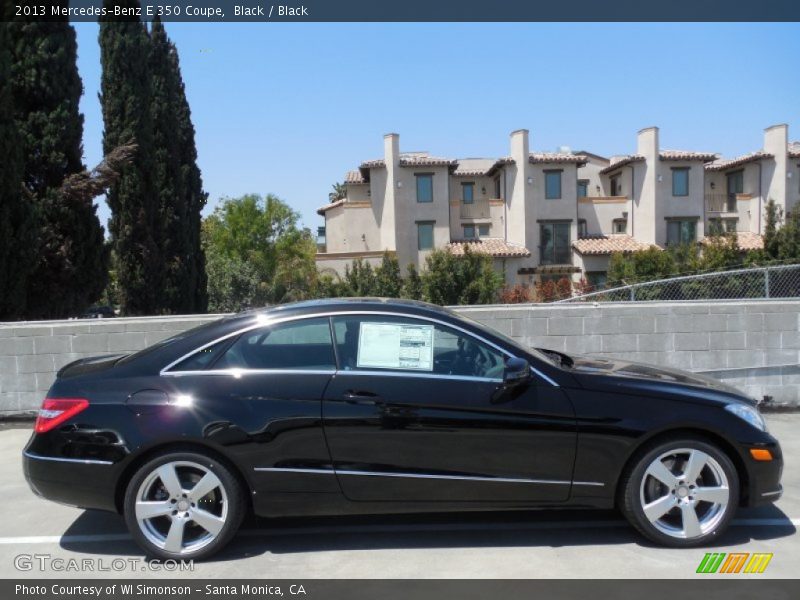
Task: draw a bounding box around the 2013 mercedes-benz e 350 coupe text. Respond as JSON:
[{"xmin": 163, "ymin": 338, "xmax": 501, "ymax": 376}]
[{"xmin": 23, "ymin": 299, "xmax": 783, "ymax": 559}]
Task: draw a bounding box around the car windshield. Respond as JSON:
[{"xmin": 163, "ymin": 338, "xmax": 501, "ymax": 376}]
[{"xmin": 454, "ymin": 311, "xmax": 560, "ymax": 367}]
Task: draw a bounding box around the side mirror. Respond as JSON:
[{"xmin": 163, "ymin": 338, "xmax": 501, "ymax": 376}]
[{"xmin": 503, "ymin": 357, "xmax": 531, "ymax": 387}]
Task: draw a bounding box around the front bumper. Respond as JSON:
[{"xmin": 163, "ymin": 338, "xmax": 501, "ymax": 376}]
[{"xmin": 741, "ymin": 438, "xmax": 784, "ymax": 507}]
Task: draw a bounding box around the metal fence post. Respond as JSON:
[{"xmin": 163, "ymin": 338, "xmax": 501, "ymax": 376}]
[
  {"xmin": 764, "ymin": 267, "xmax": 770, "ymax": 299},
  {"xmin": 630, "ymin": 287, "xmax": 635, "ymax": 301}
]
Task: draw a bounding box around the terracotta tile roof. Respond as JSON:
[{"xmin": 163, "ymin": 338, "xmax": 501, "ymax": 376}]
[
  {"xmin": 446, "ymin": 238, "xmax": 531, "ymax": 258},
  {"xmin": 572, "ymin": 235, "xmax": 655, "ymax": 255},
  {"xmin": 452, "ymin": 158, "xmax": 500, "ymax": 177},
  {"xmin": 700, "ymin": 232, "xmax": 764, "ymax": 251},
  {"xmin": 705, "ymin": 151, "xmax": 773, "ymax": 172},
  {"xmin": 360, "ymin": 158, "xmax": 385, "ymax": 169},
  {"xmin": 316, "ymin": 199, "xmax": 345, "ymax": 216},
  {"xmin": 659, "ymin": 150, "xmax": 718, "ymax": 162},
  {"xmin": 529, "ymin": 152, "xmax": 588, "ymax": 165},
  {"xmin": 599, "ymin": 155, "xmax": 645, "ymax": 174},
  {"xmin": 360, "ymin": 153, "xmax": 457, "ymax": 169},
  {"xmin": 401, "ymin": 155, "xmax": 456, "ymax": 167},
  {"xmin": 344, "ymin": 170, "xmax": 367, "ymax": 184}
]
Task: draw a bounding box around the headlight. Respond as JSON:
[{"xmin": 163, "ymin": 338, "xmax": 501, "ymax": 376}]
[{"xmin": 725, "ymin": 403, "xmax": 767, "ymax": 432}]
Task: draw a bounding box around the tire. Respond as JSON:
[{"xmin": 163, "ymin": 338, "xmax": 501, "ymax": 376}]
[
  {"xmin": 123, "ymin": 450, "xmax": 246, "ymax": 560},
  {"xmin": 620, "ymin": 437, "xmax": 739, "ymax": 547}
]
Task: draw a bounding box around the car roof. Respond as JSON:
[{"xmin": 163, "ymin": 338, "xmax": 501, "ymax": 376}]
[{"xmin": 242, "ymin": 297, "xmax": 460, "ymax": 320}]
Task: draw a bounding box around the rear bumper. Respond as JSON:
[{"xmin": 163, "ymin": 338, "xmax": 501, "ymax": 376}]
[{"xmin": 23, "ymin": 450, "xmax": 119, "ymax": 512}]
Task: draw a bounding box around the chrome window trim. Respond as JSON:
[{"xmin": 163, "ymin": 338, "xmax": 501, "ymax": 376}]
[
  {"xmin": 23, "ymin": 450, "xmax": 113, "ymax": 466},
  {"xmin": 160, "ymin": 310, "xmax": 559, "ymax": 387},
  {"xmin": 332, "ymin": 370, "xmax": 503, "ymax": 384},
  {"xmin": 254, "ymin": 466, "xmax": 603, "ymax": 487},
  {"xmin": 163, "ymin": 368, "xmax": 337, "ymax": 378}
]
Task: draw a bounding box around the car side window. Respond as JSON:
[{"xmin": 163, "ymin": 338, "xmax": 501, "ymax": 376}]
[
  {"xmin": 213, "ymin": 317, "xmax": 335, "ymax": 370},
  {"xmin": 332, "ymin": 315, "xmax": 505, "ymax": 380},
  {"xmin": 169, "ymin": 339, "xmax": 230, "ymax": 372}
]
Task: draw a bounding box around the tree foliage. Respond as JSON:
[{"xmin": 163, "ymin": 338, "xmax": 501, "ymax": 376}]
[
  {"xmin": 9, "ymin": 18, "xmax": 109, "ymax": 319},
  {"xmin": 149, "ymin": 18, "xmax": 207, "ymax": 314},
  {"xmin": 400, "ymin": 263, "xmax": 423, "ymax": 300},
  {"xmin": 421, "ymin": 247, "xmax": 503, "ymax": 305},
  {"xmin": 747, "ymin": 199, "xmax": 800, "ymax": 264},
  {"xmin": 328, "ymin": 182, "xmax": 346, "ymax": 202},
  {"xmin": 0, "ymin": 21, "xmax": 36, "ymax": 319},
  {"xmin": 202, "ymin": 194, "xmax": 318, "ymax": 312},
  {"xmin": 100, "ymin": 1, "xmax": 161, "ymax": 315}
]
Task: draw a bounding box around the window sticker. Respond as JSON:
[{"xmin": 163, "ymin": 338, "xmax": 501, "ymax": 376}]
[{"xmin": 357, "ymin": 322, "xmax": 434, "ymax": 371}]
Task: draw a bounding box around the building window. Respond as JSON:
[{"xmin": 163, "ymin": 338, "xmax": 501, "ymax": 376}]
[
  {"xmin": 417, "ymin": 222, "xmax": 434, "ymax": 250},
  {"xmin": 494, "ymin": 177, "xmax": 501, "ymax": 199},
  {"xmin": 540, "ymin": 222, "xmax": 571, "ymax": 265},
  {"xmin": 727, "ymin": 170, "xmax": 744, "ymax": 194},
  {"xmin": 578, "ymin": 219, "xmax": 587, "ymax": 238},
  {"xmin": 612, "ymin": 219, "xmax": 627, "ymax": 234},
  {"xmin": 545, "ymin": 170, "xmax": 562, "ymax": 199},
  {"xmin": 461, "ymin": 182, "xmax": 474, "ymax": 204},
  {"xmin": 672, "ymin": 168, "xmax": 690, "ymax": 197},
  {"xmin": 578, "ymin": 180, "xmax": 589, "ymax": 198},
  {"xmin": 666, "ymin": 219, "xmax": 697, "ymax": 246},
  {"xmin": 416, "ymin": 174, "xmax": 433, "ymax": 203},
  {"xmin": 478, "ymin": 224, "xmax": 490, "ymax": 237},
  {"xmin": 585, "ymin": 272, "xmax": 607, "ymax": 291},
  {"xmin": 463, "ymin": 225, "xmax": 476, "ymax": 239},
  {"xmin": 708, "ymin": 218, "xmax": 737, "ymax": 235},
  {"xmin": 610, "ymin": 174, "xmax": 622, "ymax": 196}
]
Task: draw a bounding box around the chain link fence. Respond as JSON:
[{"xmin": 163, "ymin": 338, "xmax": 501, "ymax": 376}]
[{"xmin": 558, "ymin": 263, "xmax": 800, "ymax": 303}]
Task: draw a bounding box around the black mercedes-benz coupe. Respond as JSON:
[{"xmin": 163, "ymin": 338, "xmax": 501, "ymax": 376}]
[{"xmin": 23, "ymin": 298, "xmax": 783, "ymax": 559}]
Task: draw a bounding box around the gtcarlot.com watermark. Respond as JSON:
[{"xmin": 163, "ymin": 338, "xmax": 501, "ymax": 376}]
[{"xmin": 14, "ymin": 553, "xmax": 194, "ymax": 573}]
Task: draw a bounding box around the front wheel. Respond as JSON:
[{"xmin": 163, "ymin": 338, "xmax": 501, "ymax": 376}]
[
  {"xmin": 620, "ymin": 438, "xmax": 739, "ymax": 547},
  {"xmin": 123, "ymin": 451, "xmax": 246, "ymax": 560}
]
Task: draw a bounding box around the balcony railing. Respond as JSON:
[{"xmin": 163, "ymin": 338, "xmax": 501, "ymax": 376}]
[
  {"xmin": 460, "ymin": 197, "xmax": 492, "ymax": 219},
  {"xmin": 705, "ymin": 193, "xmax": 747, "ymax": 214}
]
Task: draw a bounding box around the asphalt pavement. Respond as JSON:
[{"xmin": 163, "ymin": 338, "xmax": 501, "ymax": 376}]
[{"xmin": 0, "ymin": 415, "xmax": 797, "ymax": 579}]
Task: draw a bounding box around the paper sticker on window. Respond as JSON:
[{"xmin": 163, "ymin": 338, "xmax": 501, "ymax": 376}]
[{"xmin": 357, "ymin": 322, "xmax": 434, "ymax": 371}]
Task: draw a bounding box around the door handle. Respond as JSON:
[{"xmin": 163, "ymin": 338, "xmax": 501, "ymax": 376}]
[{"xmin": 342, "ymin": 390, "xmax": 384, "ymax": 406}]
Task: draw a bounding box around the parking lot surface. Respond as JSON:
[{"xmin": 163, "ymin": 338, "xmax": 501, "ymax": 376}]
[{"xmin": 1, "ymin": 415, "xmax": 797, "ymax": 579}]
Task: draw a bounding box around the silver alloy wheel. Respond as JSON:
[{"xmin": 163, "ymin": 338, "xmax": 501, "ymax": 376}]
[
  {"xmin": 135, "ymin": 460, "xmax": 228, "ymax": 555},
  {"xmin": 639, "ymin": 448, "xmax": 730, "ymax": 540}
]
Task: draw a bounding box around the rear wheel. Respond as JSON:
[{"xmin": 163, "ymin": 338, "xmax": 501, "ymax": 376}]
[
  {"xmin": 123, "ymin": 451, "xmax": 246, "ymax": 560},
  {"xmin": 620, "ymin": 438, "xmax": 739, "ymax": 547}
]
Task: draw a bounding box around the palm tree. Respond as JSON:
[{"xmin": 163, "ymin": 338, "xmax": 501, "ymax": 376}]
[{"xmin": 329, "ymin": 182, "xmax": 346, "ymax": 202}]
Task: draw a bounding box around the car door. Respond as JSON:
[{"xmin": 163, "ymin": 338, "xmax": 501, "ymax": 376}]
[
  {"xmin": 322, "ymin": 313, "xmax": 577, "ymax": 503},
  {"xmin": 161, "ymin": 316, "xmax": 340, "ymax": 497}
]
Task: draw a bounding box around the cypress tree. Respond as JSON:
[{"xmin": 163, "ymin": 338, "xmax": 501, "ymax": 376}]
[
  {"xmin": 9, "ymin": 18, "xmax": 108, "ymax": 319},
  {"xmin": 0, "ymin": 21, "xmax": 36, "ymax": 319},
  {"xmin": 149, "ymin": 18, "xmax": 207, "ymax": 313},
  {"xmin": 175, "ymin": 55, "xmax": 209, "ymax": 313},
  {"xmin": 100, "ymin": 0, "xmax": 162, "ymax": 315}
]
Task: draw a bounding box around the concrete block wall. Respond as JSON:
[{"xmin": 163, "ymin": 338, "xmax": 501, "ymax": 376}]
[
  {"xmin": 1, "ymin": 301, "xmax": 798, "ymax": 415},
  {"xmin": 458, "ymin": 300, "xmax": 800, "ymax": 406},
  {"xmin": 0, "ymin": 315, "xmax": 222, "ymax": 414}
]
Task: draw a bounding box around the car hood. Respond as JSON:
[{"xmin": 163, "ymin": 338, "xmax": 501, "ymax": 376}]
[{"xmin": 566, "ymin": 353, "xmax": 754, "ymax": 404}]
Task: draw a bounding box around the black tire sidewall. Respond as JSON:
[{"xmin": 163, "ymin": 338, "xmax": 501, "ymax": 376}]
[
  {"xmin": 123, "ymin": 451, "xmax": 245, "ymax": 561},
  {"xmin": 623, "ymin": 438, "xmax": 739, "ymax": 548}
]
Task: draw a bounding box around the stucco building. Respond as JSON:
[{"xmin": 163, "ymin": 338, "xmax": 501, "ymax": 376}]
[{"xmin": 316, "ymin": 125, "xmax": 800, "ymax": 289}]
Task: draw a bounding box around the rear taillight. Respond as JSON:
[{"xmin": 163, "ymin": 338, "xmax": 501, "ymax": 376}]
[{"xmin": 34, "ymin": 398, "xmax": 89, "ymax": 433}]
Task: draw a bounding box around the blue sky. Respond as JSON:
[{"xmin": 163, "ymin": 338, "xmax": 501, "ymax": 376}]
[{"xmin": 72, "ymin": 22, "xmax": 800, "ymax": 232}]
